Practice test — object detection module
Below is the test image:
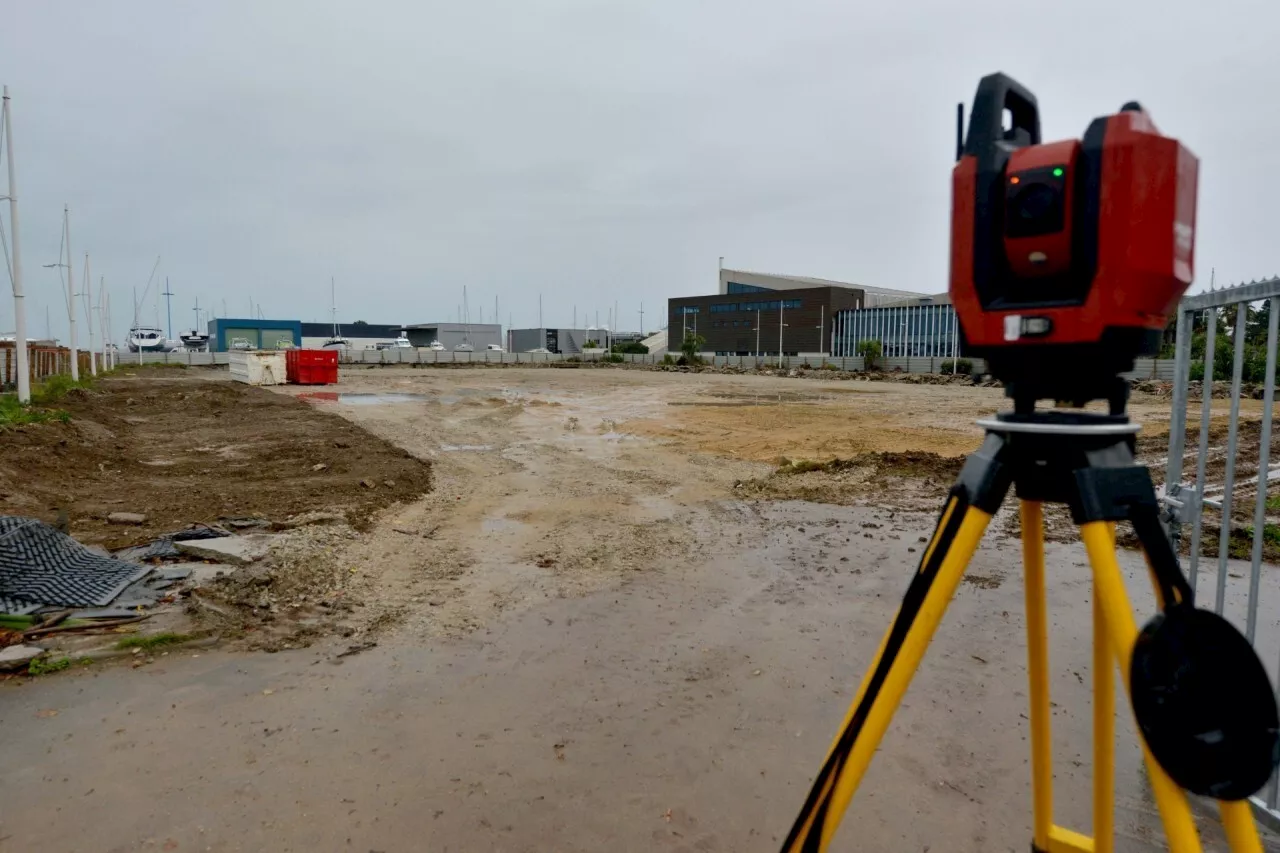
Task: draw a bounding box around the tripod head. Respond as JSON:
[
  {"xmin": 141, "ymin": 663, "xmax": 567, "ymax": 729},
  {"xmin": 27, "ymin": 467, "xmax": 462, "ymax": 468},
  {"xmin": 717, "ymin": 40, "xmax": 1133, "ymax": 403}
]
[{"xmin": 951, "ymin": 73, "xmax": 1199, "ymax": 411}]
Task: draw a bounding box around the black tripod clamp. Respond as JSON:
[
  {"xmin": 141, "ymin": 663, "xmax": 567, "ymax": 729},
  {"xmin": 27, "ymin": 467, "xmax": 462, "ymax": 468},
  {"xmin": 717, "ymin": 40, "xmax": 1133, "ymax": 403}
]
[
  {"xmin": 950, "ymin": 410, "xmax": 1278, "ymax": 802},
  {"xmin": 953, "ymin": 411, "xmax": 1192, "ymax": 607}
]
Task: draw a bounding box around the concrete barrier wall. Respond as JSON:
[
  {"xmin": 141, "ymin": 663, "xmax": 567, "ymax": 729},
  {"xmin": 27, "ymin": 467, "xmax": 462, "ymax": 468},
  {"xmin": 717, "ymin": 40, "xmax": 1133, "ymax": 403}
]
[{"xmin": 107, "ymin": 348, "xmax": 1172, "ymax": 380}]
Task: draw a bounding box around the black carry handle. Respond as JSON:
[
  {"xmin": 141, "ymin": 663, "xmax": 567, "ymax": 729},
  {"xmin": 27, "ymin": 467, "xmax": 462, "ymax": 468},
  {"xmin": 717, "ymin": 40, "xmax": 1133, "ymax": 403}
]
[{"xmin": 963, "ymin": 72, "xmax": 1041, "ymax": 158}]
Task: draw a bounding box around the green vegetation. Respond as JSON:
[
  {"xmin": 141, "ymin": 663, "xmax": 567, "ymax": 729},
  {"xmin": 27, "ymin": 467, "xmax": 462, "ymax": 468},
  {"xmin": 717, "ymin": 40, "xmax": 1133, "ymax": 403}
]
[
  {"xmin": 680, "ymin": 332, "xmax": 706, "ymax": 365},
  {"xmin": 661, "ymin": 353, "xmax": 676, "ymax": 366},
  {"xmin": 115, "ymin": 632, "xmax": 193, "ymax": 651},
  {"xmin": 27, "ymin": 656, "xmax": 72, "ymax": 676},
  {"xmin": 0, "ymin": 371, "xmax": 102, "ymax": 428},
  {"xmin": 583, "ymin": 339, "xmax": 600, "ymax": 348},
  {"xmin": 0, "ymin": 614, "xmax": 37, "ymax": 631},
  {"xmin": 605, "ymin": 353, "xmax": 625, "ymax": 363},
  {"xmin": 610, "ymin": 340, "xmax": 649, "ymax": 355},
  {"xmin": 855, "ymin": 339, "xmax": 883, "ymax": 370},
  {"xmin": 1250, "ymin": 523, "xmax": 1280, "ymax": 546},
  {"xmin": 1169, "ymin": 304, "xmax": 1275, "ymax": 383},
  {"xmin": 1266, "ymin": 494, "xmax": 1280, "ymax": 512},
  {"xmin": 939, "ymin": 358, "xmax": 973, "ymax": 376}
]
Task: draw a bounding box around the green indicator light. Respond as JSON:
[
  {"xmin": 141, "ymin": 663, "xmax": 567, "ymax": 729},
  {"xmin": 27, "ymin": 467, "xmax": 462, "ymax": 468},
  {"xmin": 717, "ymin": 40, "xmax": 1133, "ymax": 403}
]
[{"xmin": 1052, "ymin": 167, "xmax": 1065, "ymax": 177}]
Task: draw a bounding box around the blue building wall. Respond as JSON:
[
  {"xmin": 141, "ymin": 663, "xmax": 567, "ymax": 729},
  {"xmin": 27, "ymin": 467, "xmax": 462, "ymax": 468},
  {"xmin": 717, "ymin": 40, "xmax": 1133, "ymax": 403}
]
[{"xmin": 206, "ymin": 318, "xmax": 303, "ymax": 352}]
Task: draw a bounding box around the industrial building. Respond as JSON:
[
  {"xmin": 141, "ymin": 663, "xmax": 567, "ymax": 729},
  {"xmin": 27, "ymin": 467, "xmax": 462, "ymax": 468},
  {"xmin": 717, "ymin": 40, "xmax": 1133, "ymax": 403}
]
[
  {"xmin": 717, "ymin": 267, "xmax": 925, "ymax": 306},
  {"xmin": 668, "ymin": 268, "xmax": 929, "ymax": 356},
  {"xmin": 300, "ymin": 322, "xmax": 405, "ymax": 349},
  {"xmin": 507, "ymin": 328, "xmax": 592, "ymax": 354},
  {"xmin": 205, "ymin": 318, "xmax": 502, "ymax": 351},
  {"xmin": 403, "ymin": 323, "xmax": 501, "ymax": 351},
  {"xmin": 830, "ymin": 295, "xmax": 965, "ymax": 359},
  {"xmin": 207, "ymin": 319, "xmax": 303, "ymax": 352}
]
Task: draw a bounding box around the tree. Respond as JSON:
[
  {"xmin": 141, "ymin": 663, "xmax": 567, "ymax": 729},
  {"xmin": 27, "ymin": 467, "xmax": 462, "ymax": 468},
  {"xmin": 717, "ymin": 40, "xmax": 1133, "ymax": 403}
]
[
  {"xmin": 855, "ymin": 339, "xmax": 882, "ymax": 370},
  {"xmin": 352, "ymin": 320, "xmax": 369, "ymax": 327},
  {"xmin": 611, "ymin": 341, "xmax": 648, "ymax": 354},
  {"xmin": 680, "ymin": 332, "xmax": 706, "ymax": 363}
]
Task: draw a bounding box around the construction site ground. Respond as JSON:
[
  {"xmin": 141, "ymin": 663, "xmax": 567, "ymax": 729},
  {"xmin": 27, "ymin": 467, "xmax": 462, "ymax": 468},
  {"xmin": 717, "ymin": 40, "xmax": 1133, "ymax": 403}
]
[{"xmin": 2, "ymin": 365, "xmax": 1278, "ymax": 852}]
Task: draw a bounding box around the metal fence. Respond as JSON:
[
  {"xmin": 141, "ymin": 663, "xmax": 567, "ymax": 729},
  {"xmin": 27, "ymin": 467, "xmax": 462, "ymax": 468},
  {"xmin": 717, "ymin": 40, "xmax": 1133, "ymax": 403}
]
[
  {"xmin": 1, "ymin": 344, "xmax": 91, "ymax": 389},
  {"xmin": 1162, "ymin": 277, "xmax": 1280, "ymax": 820}
]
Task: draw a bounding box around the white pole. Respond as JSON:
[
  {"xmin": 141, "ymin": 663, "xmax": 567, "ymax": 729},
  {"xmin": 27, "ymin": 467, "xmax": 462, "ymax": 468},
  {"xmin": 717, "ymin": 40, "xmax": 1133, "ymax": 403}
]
[
  {"xmin": 84, "ymin": 252, "xmax": 96, "ymax": 375},
  {"xmin": 62, "ymin": 206, "xmax": 78, "ymax": 380},
  {"xmin": 2, "ymin": 86, "xmax": 30, "ymax": 403},
  {"xmin": 952, "ymin": 307, "xmax": 959, "ymax": 372},
  {"xmin": 778, "ymin": 301, "xmax": 784, "ymax": 368},
  {"xmin": 755, "ymin": 308, "xmax": 760, "ymax": 359},
  {"xmin": 99, "ymin": 276, "xmax": 107, "ymax": 369},
  {"xmin": 818, "ymin": 305, "xmax": 824, "ymax": 356}
]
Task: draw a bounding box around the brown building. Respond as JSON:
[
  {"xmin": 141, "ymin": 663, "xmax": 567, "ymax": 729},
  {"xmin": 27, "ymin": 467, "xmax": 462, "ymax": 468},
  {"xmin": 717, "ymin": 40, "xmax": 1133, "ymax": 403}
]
[{"xmin": 668, "ymin": 286, "xmax": 865, "ymax": 356}]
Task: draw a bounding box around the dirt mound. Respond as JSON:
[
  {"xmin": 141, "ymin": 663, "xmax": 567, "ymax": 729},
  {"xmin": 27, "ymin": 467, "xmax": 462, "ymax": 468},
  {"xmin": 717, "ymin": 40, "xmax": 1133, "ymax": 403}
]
[
  {"xmin": 0, "ymin": 370, "xmax": 432, "ymax": 547},
  {"xmin": 736, "ymin": 450, "xmax": 965, "ymax": 510}
]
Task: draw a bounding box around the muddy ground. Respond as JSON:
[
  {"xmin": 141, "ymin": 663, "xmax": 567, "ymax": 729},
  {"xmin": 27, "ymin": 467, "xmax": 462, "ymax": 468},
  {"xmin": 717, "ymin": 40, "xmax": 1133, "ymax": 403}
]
[
  {"xmin": 0, "ymin": 367, "xmax": 432, "ymax": 547},
  {"xmin": 2, "ymin": 366, "xmax": 1277, "ymax": 852}
]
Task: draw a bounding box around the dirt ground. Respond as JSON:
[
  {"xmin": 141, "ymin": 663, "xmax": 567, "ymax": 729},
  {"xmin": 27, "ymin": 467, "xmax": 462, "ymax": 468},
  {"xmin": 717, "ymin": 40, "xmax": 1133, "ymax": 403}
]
[
  {"xmin": 0, "ymin": 367, "xmax": 432, "ymax": 547},
  {"xmin": 2, "ymin": 366, "xmax": 1277, "ymax": 852}
]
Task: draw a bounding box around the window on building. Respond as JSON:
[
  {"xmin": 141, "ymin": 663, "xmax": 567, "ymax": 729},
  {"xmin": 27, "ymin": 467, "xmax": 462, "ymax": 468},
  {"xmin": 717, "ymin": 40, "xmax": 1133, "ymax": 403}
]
[
  {"xmin": 678, "ymin": 306, "xmax": 700, "ymax": 315},
  {"xmin": 727, "ymin": 282, "xmax": 774, "ymax": 294}
]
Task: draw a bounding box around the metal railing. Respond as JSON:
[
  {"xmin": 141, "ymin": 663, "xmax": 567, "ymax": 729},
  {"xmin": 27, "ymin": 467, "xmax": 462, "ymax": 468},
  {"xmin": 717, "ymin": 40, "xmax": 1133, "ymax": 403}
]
[{"xmin": 1162, "ymin": 276, "xmax": 1280, "ymax": 822}]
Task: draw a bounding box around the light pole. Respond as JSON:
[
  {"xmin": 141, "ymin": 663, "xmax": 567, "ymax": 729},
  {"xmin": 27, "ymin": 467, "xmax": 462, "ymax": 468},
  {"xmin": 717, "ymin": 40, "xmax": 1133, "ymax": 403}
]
[
  {"xmin": 778, "ymin": 301, "xmax": 787, "ymax": 368},
  {"xmin": 755, "ymin": 308, "xmax": 761, "ymax": 360},
  {"xmin": 83, "ymin": 252, "xmax": 96, "ymax": 375},
  {"xmin": 816, "ymin": 305, "xmax": 825, "ymax": 356},
  {"xmin": 2, "ymin": 86, "xmax": 31, "ymax": 403},
  {"xmin": 42, "ymin": 206, "xmax": 78, "ymax": 381}
]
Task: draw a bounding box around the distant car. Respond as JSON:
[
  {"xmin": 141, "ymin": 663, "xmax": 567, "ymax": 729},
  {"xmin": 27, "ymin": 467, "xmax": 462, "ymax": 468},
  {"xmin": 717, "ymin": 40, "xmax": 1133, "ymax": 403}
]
[{"xmin": 486, "ymin": 344, "xmax": 505, "ymax": 353}]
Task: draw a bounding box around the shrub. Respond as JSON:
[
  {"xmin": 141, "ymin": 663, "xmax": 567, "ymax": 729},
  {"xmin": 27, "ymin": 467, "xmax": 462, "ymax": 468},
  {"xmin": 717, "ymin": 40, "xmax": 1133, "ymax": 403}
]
[
  {"xmin": 939, "ymin": 358, "xmax": 973, "ymax": 376},
  {"xmin": 662, "ymin": 354, "xmax": 676, "ymax": 366},
  {"xmin": 855, "ymin": 339, "xmax": 882, "ymax": 370},
  {"xmin": 605, "ymin": 353, "xmax": 625, "ymax": 363},
  {"xmin": 680, "ymin": 332, "xmax": 706, "ymax": 365},
  {"xmin": 611, "ymin": 341, "xmax": 648, "ymax": 354}
]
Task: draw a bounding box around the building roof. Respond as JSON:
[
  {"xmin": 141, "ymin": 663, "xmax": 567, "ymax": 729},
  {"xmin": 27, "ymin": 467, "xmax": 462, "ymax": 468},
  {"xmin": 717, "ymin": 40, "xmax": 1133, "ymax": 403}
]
[
  {"xmin": 403, "ymin": 323, "xmax": 501, "ymax": 332},
  {"xmin": 720, "ymin": 267, "xmax": 929, "ymax": 302}
]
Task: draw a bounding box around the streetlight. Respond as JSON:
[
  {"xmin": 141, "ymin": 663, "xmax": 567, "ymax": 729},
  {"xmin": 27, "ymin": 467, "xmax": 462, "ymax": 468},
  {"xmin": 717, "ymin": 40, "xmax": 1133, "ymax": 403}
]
[
  {"xmin": 778, "ymin": 301, "xmax": 788, "ymax": 369},
  {"xmin": 816, "ymin": 305, "xmax": 825, "ymax": 357},
  {"xmin": 755, "ymin": 308, "xmax": 761, "ymax": 360}
]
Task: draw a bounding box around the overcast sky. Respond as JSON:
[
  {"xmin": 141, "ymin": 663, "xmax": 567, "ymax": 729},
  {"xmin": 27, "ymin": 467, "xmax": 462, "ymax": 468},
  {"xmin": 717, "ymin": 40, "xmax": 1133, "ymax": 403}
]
[{"xmin": 1, "ymin": 0, "xmax": 1275, "ymax": 341}]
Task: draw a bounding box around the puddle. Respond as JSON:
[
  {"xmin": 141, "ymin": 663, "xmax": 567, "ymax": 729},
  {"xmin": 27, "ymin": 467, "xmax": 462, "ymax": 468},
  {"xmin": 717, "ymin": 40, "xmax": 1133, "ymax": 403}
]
[
  {"xmin": 440, "ymin": 444, "xmax": 493, "ymax": 452},
  {"xmin": 338, "ymin": 393, "xmax": 428, "ymax": 405},
  {"xmin": 299, "ymin": 392, "xmax": 428, "ymax": 405},
  {"xmin": 667, "ymin": 389, "xmax": 873, "ymax": 407}
]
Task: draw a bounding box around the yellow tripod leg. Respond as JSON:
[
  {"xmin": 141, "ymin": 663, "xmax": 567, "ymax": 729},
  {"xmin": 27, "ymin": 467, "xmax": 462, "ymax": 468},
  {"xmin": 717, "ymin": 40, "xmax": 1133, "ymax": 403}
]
[
  {"xmin": 1023, "ymin": 501, "xmax": 1105, "ymax": 853},
  {"xmin": 1021, "ymin": 500, "xmax": 1055, "ymax": 849},
  {"xmin": 1093, "ymin": 577, "xmax": 1115, "ymax": 853},
  {"xmin": 1079, "ymin": 522, "xmax": 1204, "ymax": 853},
  {"xmin": 781, "ymin": 497, "xmax": 992, "ymax": 853}
]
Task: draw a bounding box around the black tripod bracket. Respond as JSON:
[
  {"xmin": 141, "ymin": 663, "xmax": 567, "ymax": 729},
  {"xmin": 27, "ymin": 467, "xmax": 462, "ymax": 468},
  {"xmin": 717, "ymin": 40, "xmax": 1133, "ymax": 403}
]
[{"xmin": 951, "ymin": 411, "xmax": 1192, "ymax": 607}]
